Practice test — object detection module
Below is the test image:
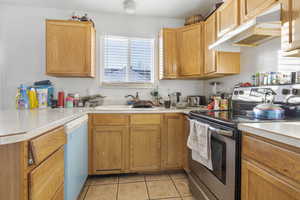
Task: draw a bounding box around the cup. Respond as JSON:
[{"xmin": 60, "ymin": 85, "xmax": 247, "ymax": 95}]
[{"xmin": 164, "ymin": 100, "xmax": 171, "ymax": 109}]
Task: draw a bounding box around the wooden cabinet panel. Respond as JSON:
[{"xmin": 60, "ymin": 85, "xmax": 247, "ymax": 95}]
[
  {"xmin": 242, "ymin": 160, "xmax": 300, "ymax": 200},
  {"xmin": 130, "ymin": 114, "xmax": 161, "ymax": 125},
  {"xmin": 243, "ymin": 135, "xmax": 300, "ymax": 183},
  {"xmin": 204, "ymin": 13, "xmax": 217, "ymax": 74},
  {"xmin": 52, "ymin": 184, "xmax": 64, "ymax": 200},
  {"xmin": 162, "ymin": 114, "xmax": 183, "ymax": 169},
  {"xmin": 30, "ymin": 126, "xmax": 66, "ymax": 165},
  {"xmin": 159, "ymin": 28, "xmax": 179, "ymax": 79},
  {"xmin": 93, "ymin": 114, "xmax": 129, "ymax": 126},
  {"xmin": 29, "ymin": 147, "xmax": 64, "ymax": 200},
  {"xmin": 93, "ymin": 126, "xmax": 128, "ymax": 171},
  {"xmin": 182, "ymin": 115, "xmax": 190, "ymax": 173},
  {"xmin": 281, "ymin": 0, "xmax": 300, "ymax": 53},
  {"xmin": 130, "ymin": 125, "xmax": 161, "ymax": 171},
  {"xmin": 217, "ymin": 0, "xmax": 240, "ymax": 38},
  {"xmin": 178, "ymin": 23, "xmax": 204, "ymax": 77},
  {"xmin": 46, "ymin": 20, "xmax": 95, "ymax": 77},
  {"xmin": 241, "ymin": 0, "xmax": 278, "ymax": 23}
]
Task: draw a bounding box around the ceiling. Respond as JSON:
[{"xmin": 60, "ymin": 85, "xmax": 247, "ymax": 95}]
[{"xmin": 0, "ymin": 0, "xmax": 216, "ymax": 18}]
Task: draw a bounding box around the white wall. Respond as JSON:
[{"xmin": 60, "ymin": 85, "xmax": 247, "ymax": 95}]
[
  {"xmin": 0, "ymin": 4, "xmax": 205, "ymax": 109},
  {"xmin": 203, "ymin": 39, "xmax": 300, "ymax": 96}
]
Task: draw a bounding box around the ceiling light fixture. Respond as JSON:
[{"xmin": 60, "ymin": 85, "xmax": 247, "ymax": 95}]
[{"xmin": 123, "ymin": 0, "xmax": 136, "ymax": 14}]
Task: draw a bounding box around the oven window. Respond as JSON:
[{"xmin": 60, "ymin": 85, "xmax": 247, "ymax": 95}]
[{"xmin": 211, "ymin": 137, "xmax": 227, "ymax": 184}]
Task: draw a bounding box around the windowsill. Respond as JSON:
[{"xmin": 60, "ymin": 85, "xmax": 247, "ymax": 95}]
[{"xmin": 100, "ymin": 82, "xmax": 155, "ymax": 89}]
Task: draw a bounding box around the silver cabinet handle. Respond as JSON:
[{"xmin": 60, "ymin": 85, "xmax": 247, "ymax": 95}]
[{"xmin": 208, "ymin": 127, "xmax": 233, "ymax": 137}]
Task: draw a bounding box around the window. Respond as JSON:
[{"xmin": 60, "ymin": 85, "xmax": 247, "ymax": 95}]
[{"xmin": 101, "ymin": 35, "xmax": 155, "ymax": 86}]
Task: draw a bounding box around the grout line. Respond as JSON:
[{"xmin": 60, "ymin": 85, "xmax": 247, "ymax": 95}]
[
  {"xmin": 144, "ymin": 175, "xmax": 151, "ymax": 200},
  {"xmin": 170, "ymin": 175, "xmax": 183, "ymax": 199},
  {"xmin": 116, "ymin": 176, "xmax": 120, "ymax": 200},
  {"xmin": 82, "ymin": 185, "xmax": 89, "ymax": 200}
]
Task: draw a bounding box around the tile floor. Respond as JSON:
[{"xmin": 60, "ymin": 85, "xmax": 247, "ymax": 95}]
[{"xmin": 78, "ymin": 171, "xmax": 196, "ymax": 200}]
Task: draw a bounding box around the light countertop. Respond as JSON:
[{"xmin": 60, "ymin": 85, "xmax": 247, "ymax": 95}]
[
  {"xmin": 238, "ymin": 122, "xmax": 300, "ymax": 148},
  {"xmin": 0, "ymin": 106, "xmax": 205, "ymax": 145}
]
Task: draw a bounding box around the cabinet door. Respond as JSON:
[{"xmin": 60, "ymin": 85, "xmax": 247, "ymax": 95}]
[
  {"xmin": 204, "ymin": 13, "xmax": 217, "ymax": 74},
  {"xmin": 93, "ymin": 126, "xmax": 128, "ymax": 172},
  {"xmin": 281, "ymin": 0, "xmax": 300, "ymax": 52},
  {"xmin": 130, "ymin": 125, "xmax": 161, "ymax": 171},
  {"xmin": 29, "ymin": 148, "xmax": 64, "ymax": 200},
  {"xmin": 178, "ymin": 24, "xmax": 204, "ymax": 77},
  {"xmin": 46, "ymin": 20, "xmax": 95, "ymax": 77},
  {"xmin": 162, "ymin": 114, "xmax": 183, "ymax": 169},
  {"xmin": 159, "ymin": 28, "xmax": 179, "ymax": 79},
  {"xmin": 242, "ymin": 160, "xmax": 300, "ymax": 200},
  {"xmin": 182, "ymin": 116, "xmax": 190, "ymax": 173},
  {"xmin": 217, "ymin": 0, "xmax": 239, "ymax": 37},
  {"xmin": 241, "ymin": 0, "xmax": 278, "ymax": 23}
]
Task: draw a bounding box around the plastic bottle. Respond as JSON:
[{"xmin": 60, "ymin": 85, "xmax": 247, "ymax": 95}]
[
  {"xmin": 18, "ymin": 84, "xmax": 29, "ymax": 109},
  {"xmin": 28, "ymin": 88, "xmax": 38, "ymax": 109},
  {"xmin": 36, "ymin": 88, "xmax": 48, "ymax": 109}
]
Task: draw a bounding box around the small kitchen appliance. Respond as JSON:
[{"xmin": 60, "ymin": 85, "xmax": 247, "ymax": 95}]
[{"xmin": 187, "ymin": 95, "xmax": 206, "ymax": 107}]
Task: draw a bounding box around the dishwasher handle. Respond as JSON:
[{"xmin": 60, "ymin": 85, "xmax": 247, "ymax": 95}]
[
  {"xmin": 208, "ymin": 126, "xmax": 233, "ymax": 137},
  {"xmin": 65, "ymin": 115, "xmax": 88, "ymax": 134}
]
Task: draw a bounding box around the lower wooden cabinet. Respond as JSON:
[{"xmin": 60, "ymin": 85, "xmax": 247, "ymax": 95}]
[
  {"xmin": 29, "ymin": 147, "xmax": 64, "ymax": 200},
  {"xmin": 242, "ymin": 133, "xmax": 300, "ymax": 200},
  {"xmin": 89, "ymin": 113, "xmax": 186, "ymax": 174},
  {"xmin": 130, "ymin": 125, "xmax": 161, "ymax": 171},
  {"xmin": 162, "ymin": 114, "xmax": 183, "ymax": 169},
  {"xmin": 92, "ymin": 126, "xmax": 128, "ymax": 173},
  {"xmin": 182, "ymin": 115, "xmax": 190, "ymax": 173},
  {"xmin": 242, "ymin": 160, "xmax": 299, "ymax": 200}
]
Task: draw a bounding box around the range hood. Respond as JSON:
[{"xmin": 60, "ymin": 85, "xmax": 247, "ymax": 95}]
[{"xmin": 209, "ymin": 4, "xmax": 281, "ymax": 52}]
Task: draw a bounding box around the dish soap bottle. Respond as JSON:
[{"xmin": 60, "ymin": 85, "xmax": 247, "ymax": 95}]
[{"xmin": 29, "ymin": 88, "xmax": 38, "ymax": 109}]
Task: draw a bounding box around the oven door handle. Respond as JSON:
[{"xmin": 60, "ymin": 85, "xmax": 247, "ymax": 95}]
[{"xmin": 208, "ymin": 126, "xmax": 233, "ymax": 137}]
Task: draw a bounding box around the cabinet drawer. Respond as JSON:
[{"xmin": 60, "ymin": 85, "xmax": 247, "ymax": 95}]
[
  {"xmin": 29, "ymin": 147, "xmax": 64, "ymax": 200},
  {"xmin": 30, "ymin": 126, "xmax": 66, "ymax": 165},
  {"xmin": 93, "ymin": 114, "xmax": 129, "ymax": 126},
  {"xmin": 242, "ymin": 135, "xmax": 300, "ymax": 183},
  {"xmin": 130, "ymin": 114, "xmax": 162, "ymax": 125}
]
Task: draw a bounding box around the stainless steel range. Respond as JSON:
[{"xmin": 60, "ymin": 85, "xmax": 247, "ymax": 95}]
[{"xmin": 187, "ymin": 85, "xmax": 300, "ymax": 200}]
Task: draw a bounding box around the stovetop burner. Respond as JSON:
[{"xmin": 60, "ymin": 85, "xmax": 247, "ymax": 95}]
[{"xmin": 190, "ymin": 110, "xmax": 300, "ymax": 127}]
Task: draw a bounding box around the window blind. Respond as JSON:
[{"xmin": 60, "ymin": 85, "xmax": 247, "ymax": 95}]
[{"xmin": 103, "ymin": 35, "xmax": 154, "ymax": 84}]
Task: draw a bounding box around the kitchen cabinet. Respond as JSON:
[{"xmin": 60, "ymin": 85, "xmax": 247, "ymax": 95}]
[
  {"xmin": 240, "ymin": 0, "xmax": 278, "ymax": 23},
  {"xmin": 92, "ymin": 126, "xmax": 128, "ymax": 173},
  {"xmin": 46, "ymin": 20, "xmax": 95, "ymax": 77},
  {"xmin": 130, "ymin": 125, "xmax": 161, "ymax": 171},
  {"xmin": 159, "ymin": 28, "xmax": 179, "ymax": 79},
  {"xmin": 281, "ymin": 0, "xmax": 300, "ymax": 56},
  {"xmin": 242, "ymin": 133, "xmax": 300, "ymax": 200},
  {"xmin": 182, "ymin": 115, "xmax": 190, "ymax": 173},
  {"xmin": 204, "ymin": 13, "xmax": 240, "ymax": 76},
  {"xmin": 0, "ymin": 126, "xmax": 66, "ymax": 200},
  {"xmin": 217, "ymin": 0, "xmax": 240, "ymax": 38},
  {"xmin": 177, "ymin": 23, "xmax": 204, "ymax": 78},
  {"xmin": 162, "ymin": 114, "xmax": 183, "ymax": 169}
]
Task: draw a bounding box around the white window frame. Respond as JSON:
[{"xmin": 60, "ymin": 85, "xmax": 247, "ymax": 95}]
[{"xmin": 100, "ymin": 35, "xmax": 157, "ymax": 88}]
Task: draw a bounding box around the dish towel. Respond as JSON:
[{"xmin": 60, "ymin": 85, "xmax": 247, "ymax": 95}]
[{"xmin": 187, "ymin": 119, "xmax": 213, "ymax": 170}]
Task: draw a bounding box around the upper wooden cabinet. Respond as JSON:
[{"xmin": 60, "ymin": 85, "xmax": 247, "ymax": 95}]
[
  {"xmin": 204, "ymin": 13, "xmax": 240, "ymax": 76},
  {"xmin": 46, "ymin": 20, "xmax": 95, "ymax": 77},
  {"xmin": 281, "ymin": 0, "xmax": 300, "ymax": 56},
  {"xmin": 177, "ymin": 23, "xmax": 204, "ymax": 77},
  {"xmin": 217, "ymin": 0, "xmax": 240, "ymax": 38},
  {"xmin": 240, "ymin": 0, "xmax": 278, "ymax": 23},
  {"xmin": 159, "ymin": 28, "xmax": 179, "ymax": 79}
]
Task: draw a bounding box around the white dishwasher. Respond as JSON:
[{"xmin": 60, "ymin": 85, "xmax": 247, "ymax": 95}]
[{"xmin": 64, "ymin": 115, "xmax": 88, "ymax": 200}]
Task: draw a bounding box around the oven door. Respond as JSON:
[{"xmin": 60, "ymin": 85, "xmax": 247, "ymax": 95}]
[{"xmin": 189, "ymin": 124, "xmax": 236, "ymax": 200}]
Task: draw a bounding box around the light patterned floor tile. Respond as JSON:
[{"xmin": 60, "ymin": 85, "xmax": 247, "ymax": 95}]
[
  {"xmin": 84, "ymin": 184, "xmax": 117, "ymax": 200},
  {"xmin": 118, "ymin": 182, "xmax": 148, "ymax": 200},
  {"xmin": 146, "ymin": 180, "xmax": 180, "ymax": 199},
  {"xmin": 145, "ymin": 174, "xmax": 171, "ymax": 181},
  {"xmin": 182, "ymin": 196, "xmax": 196, "ymax": 200},
  {"xmin": 77, "ymin": 186, "xmax": 89, "ymax": 200},
  {"xmin": 87, "ymin": 175, "xmax": 118, "ymax": 186},
  {"xmin": 169, "ymin": 172, "xmax": 187, "ymax": 180},
  {"xmin": 173, "ymin": 178, "xmax": 192, "ymax": 197},
  {"xmin": 119, "ymin": 174, "xmax": 145, "ymax": 183}
]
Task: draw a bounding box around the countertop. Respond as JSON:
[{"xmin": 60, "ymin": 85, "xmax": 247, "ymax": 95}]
[
  {"xmin": 0, "ymin": 106, "xmax": 204, "ymax": 145},
  {"xmin": 238, "ymin": 122, "xmax": 300, "ymax": 148}
]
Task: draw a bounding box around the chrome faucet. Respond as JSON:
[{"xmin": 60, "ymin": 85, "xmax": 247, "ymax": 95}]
[{"xmin": 125, "ymin": 92, "xmax": 140, "ymax": 102}]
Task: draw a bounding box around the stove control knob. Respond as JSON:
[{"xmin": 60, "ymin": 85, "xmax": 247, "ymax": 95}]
[
  {"xmin": 292, "ymin": 89, "xmax": 300, "ymax": 95},
  {"xmin": 282, "ymin": 89, "xmax": 291, "ymax": 95},
  {"xmin": 234, "ymin": 90, "xmax": 239, "ymax": 95},
  {"xmin": 239, "ymin": 90, "xmax": 244, "ymax": 95}
]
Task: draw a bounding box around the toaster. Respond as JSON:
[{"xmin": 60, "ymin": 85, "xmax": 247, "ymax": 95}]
[{"xmin": 187, "ymin": 96, "xmax": 206, "ymax": 107}]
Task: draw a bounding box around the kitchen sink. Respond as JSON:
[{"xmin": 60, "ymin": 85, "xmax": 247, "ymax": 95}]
[{"xmin": 94, "ymin": 105, "xmax": 160, "ymax": 111}]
